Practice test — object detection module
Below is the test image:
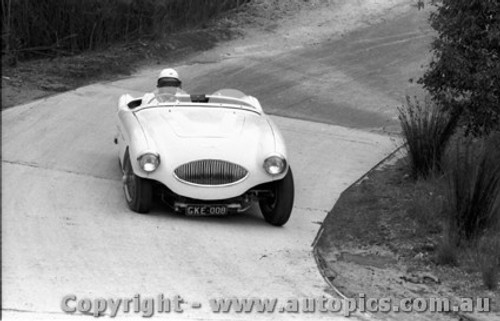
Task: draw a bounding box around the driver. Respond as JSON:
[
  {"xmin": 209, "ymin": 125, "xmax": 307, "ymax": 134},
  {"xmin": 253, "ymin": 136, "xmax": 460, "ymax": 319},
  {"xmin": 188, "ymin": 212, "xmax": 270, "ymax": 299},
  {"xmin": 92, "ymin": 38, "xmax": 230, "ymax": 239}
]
[{"xmin": 142, "ymin": 68, "xmax": 187, "ymax": 104}]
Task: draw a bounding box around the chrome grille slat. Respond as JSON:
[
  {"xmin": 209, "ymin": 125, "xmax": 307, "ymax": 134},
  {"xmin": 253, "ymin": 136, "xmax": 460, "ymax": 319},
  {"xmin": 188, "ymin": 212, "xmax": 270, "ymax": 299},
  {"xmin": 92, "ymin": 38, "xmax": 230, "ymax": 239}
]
[{"xmin": 174, "ymin": 159, "xmax": 248, "ymax": 186}]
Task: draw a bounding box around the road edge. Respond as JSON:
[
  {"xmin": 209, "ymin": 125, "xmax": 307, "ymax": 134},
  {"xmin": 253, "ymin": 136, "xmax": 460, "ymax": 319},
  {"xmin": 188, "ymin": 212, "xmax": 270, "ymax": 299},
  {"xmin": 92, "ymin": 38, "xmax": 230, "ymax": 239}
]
[{"xmin": 311, "ymin": 144, "xmax": 406, "ymax": 321}]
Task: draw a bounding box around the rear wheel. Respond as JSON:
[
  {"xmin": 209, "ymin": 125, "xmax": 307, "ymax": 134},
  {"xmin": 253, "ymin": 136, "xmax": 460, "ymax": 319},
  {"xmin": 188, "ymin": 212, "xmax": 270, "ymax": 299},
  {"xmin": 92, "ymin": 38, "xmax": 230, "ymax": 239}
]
[
  {"xmin": 259, "ymin": 168, "xmax": 294, "ymax": 226},
  {"xmin": 122, "ymin": 151, "xmax": 152, "ymax": 213}
]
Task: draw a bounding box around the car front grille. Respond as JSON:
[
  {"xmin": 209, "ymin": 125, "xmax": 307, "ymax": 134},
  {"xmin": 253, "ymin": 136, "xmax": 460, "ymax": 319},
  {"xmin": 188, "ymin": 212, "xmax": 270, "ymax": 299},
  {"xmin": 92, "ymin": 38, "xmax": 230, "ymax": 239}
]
[{"xmin": 174, "ymin": 159, "xmax": 248, "ymax": 186}]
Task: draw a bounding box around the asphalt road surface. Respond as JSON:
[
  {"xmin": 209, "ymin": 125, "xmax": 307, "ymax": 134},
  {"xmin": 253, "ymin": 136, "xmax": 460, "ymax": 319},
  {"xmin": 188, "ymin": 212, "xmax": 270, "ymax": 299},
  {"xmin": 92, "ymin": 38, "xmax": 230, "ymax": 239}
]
[{"xmin": 2, "ymin": 6, "xmax": 431, "ymax": 321}]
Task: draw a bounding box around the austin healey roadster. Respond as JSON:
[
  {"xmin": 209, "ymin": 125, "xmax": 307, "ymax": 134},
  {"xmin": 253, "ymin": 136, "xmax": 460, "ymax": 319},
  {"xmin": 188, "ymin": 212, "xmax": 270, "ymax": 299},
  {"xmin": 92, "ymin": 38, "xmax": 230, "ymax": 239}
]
[{"xmin": 115, "ymin": 89, "xmax": 294, "ymax": 226}]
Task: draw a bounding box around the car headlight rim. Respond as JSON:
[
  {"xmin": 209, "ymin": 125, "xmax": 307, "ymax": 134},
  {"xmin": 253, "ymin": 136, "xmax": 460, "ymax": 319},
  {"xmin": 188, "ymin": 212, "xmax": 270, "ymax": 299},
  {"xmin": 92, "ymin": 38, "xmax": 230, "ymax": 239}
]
[
  {"xmin": 263, "ymin": 155, "xmax": 287, "ymax": 176},
  {"xmin": 138, "ymin": 152, "xmax": 160, "ymax": 173}
]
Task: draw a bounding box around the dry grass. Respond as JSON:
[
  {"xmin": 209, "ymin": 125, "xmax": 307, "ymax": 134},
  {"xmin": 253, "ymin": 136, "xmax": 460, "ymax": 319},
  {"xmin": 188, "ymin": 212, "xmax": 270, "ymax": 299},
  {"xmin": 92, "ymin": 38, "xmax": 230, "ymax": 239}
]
[
  {"xmin": 1, "ymin": 0, "xmax": 250, "ymax": 61},
  {"xmin": 444, "ymin": 137, "xmax": 500, "ymax": 243},
  {"xmin": 440, "ymin": 134, "xmax": 500, "ymax": 290},
  {"xmin": 406, "ymin": 176, "xmax": 446, "ymax": 235}
]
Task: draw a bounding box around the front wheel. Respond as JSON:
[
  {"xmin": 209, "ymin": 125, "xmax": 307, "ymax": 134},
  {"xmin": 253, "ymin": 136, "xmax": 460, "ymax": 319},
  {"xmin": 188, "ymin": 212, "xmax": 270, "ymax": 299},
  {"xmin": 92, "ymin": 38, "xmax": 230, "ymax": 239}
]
[
  {"xmin": 259, "ymin": 168, "xmax": 294, "ymax": 226},
  {"xmin": 122, "ymin": 152, "xmax": 152, "ymax": 213}
]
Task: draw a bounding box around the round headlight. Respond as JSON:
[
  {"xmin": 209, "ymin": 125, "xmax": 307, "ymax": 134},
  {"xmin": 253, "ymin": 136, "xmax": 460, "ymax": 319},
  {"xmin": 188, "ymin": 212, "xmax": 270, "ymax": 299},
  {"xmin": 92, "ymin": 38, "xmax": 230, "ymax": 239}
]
[
  {"xmin": 263, "ymin": 156, "xmax": 286, "ymax": 176},
  {"xmin": 138, "ymin": 153, "xmax": 160, "ymax": 172}
]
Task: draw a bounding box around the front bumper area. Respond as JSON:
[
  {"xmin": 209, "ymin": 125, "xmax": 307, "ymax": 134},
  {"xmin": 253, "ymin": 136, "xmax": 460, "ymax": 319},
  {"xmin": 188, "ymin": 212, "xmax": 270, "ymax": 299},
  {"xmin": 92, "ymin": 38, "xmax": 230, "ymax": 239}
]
[{"xmin": 156, "ymin": 181, "xmax": 274, "ymax": 214}]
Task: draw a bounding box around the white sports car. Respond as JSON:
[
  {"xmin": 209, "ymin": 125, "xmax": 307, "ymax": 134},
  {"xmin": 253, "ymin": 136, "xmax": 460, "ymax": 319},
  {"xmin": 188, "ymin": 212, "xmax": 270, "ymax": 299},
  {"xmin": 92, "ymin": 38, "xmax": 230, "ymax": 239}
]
[{"xmin": 115, "ymin": 89, "xmax": 294, "ymax": 226}]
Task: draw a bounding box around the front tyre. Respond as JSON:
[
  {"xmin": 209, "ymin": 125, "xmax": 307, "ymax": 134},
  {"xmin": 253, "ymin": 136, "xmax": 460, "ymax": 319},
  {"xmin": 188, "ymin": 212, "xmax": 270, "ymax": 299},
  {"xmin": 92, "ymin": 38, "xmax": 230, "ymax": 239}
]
[
  {"xmin": 122, "ymin": 151, "xmax": 152, "ymax": 213},
  {"xmin": 259, "ymin": 168, "xmax": 294, "ymax": 226}
]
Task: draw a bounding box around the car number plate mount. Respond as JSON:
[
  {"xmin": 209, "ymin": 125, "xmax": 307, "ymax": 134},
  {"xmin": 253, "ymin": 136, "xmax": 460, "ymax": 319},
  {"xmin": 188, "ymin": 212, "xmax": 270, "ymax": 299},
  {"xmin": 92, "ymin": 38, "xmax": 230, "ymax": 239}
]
[{"xmin": 185, "ymin": 205, "xmax": 228, "ymax": 216}]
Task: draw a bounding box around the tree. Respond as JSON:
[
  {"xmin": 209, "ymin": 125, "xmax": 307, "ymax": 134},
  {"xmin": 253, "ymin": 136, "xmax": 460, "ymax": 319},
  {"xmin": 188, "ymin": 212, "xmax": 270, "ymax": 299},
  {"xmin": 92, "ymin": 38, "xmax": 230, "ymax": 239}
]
[{"xmin": 420, "ymin": 0, "xmax": 500, "ymax": 136}]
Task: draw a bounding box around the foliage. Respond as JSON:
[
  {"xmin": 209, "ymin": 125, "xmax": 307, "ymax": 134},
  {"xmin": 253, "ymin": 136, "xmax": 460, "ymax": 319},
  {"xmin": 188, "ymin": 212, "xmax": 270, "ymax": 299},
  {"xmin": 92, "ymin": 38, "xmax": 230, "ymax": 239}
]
[
  {"xmin": 444, "ymin": 137, "xmax": 500, "ymax": 243},
  {"xmin": 419, "ymin": 0, "xmax": 500, "ymax": 136},
  {"xmin": 1, "ymin": 0, "xmax": 249, "ymax": 60},
  {"xmin": 397, "ymin": 95, "xmax": 458, "ymax": 178}
]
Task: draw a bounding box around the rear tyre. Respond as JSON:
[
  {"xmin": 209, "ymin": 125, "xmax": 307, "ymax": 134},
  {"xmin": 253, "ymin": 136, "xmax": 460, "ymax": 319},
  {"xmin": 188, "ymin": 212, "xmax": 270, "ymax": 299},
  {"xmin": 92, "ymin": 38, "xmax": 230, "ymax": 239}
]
[
  {"xmin": 122, "ymin": 151, "xmax": 152, "ymax": 213},
  {"xmin": 259, "ymin": 168, "xmax": 294, "ymax": 226}
]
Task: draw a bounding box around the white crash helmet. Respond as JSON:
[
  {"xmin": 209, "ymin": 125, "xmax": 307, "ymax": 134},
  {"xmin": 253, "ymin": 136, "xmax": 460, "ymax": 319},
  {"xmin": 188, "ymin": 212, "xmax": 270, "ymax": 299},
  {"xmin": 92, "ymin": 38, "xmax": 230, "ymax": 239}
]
[{"xmin": 157, "ymin": 68, "xmax": 181, "ymax": 88}]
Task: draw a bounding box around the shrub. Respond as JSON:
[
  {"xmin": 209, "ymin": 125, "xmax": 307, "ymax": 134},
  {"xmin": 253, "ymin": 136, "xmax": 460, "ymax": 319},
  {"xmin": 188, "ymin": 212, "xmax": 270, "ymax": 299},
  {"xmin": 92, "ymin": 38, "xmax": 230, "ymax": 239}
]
[
  {"xmin": 398, "ymin": 95, "xmax": 459, "ymax": 178},
  {"xmin": 419, "ymin": 0, "xmax": 500, "ymax": 136},
  {"xmin": 444, "ymin": 137, "xmax": 500, "ymax": 243}
]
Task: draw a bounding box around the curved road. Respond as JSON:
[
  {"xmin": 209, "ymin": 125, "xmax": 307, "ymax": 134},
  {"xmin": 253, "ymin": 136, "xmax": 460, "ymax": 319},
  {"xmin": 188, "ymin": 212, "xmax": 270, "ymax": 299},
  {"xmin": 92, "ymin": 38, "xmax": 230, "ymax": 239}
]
[{"xmin": 2, "ymin": 5, "xmax": 431, "ymax": 321}]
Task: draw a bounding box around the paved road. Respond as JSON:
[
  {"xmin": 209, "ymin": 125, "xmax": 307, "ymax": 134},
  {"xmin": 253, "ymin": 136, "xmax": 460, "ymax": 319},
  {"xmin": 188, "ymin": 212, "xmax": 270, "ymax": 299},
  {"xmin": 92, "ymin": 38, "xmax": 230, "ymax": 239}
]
[
  {"xmin": 184, "ymin": 7, "xmax": 433, "ymax": 132},
  {"xmin": 2, "ymin": 7, "xmax": 430, "ymax": 321}
]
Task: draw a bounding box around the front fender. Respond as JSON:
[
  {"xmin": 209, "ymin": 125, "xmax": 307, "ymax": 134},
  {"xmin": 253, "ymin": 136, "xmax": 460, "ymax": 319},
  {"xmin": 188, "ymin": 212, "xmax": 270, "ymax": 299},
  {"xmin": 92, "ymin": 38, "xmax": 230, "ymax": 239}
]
[
  {"xmin": 118, "ymin": 109, "xmax": 158, "ymax": 176},
  {"xmin": 266, "ymin": 117, "xmax": 289, "ymax": 174}
]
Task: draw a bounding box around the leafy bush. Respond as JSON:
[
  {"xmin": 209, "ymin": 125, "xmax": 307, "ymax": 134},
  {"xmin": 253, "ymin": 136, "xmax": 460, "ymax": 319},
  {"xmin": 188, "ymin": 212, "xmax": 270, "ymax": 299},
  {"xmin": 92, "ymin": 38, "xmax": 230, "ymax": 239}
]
[
  {"xmin": 444, "ymin": 137, "xmax": 500, "ymax": 243},
  {"xmin": 398, "ymin": 95, "xmax": 458, "ymax": 178},
  {"xmin": 420, "ymin": 0, "xmax": 500, "ymax": 136}
]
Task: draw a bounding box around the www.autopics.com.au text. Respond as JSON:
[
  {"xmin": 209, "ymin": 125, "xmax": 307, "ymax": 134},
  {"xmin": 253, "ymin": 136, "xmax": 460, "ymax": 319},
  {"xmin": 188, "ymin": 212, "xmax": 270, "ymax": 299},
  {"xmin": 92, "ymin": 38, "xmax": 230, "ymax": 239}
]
[{"xmin": 60, "ymin": 294, "xmax": 491, "ymax": 317}]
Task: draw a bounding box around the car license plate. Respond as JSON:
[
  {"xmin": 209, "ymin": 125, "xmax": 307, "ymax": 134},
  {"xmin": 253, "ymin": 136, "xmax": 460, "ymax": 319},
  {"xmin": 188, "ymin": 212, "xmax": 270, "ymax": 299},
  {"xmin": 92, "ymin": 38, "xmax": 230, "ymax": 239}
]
[{"xmin": 185, "ymin": 205, "xmax": 228, "ymax": 216}]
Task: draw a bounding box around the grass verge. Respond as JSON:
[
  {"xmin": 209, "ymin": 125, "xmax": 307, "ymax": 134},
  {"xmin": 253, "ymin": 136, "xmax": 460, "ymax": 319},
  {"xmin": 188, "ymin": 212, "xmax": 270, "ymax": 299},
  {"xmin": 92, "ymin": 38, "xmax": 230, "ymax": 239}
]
[{"xmin": 316, "ymin": 155, "xmax": 499, "ymax": 320}]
